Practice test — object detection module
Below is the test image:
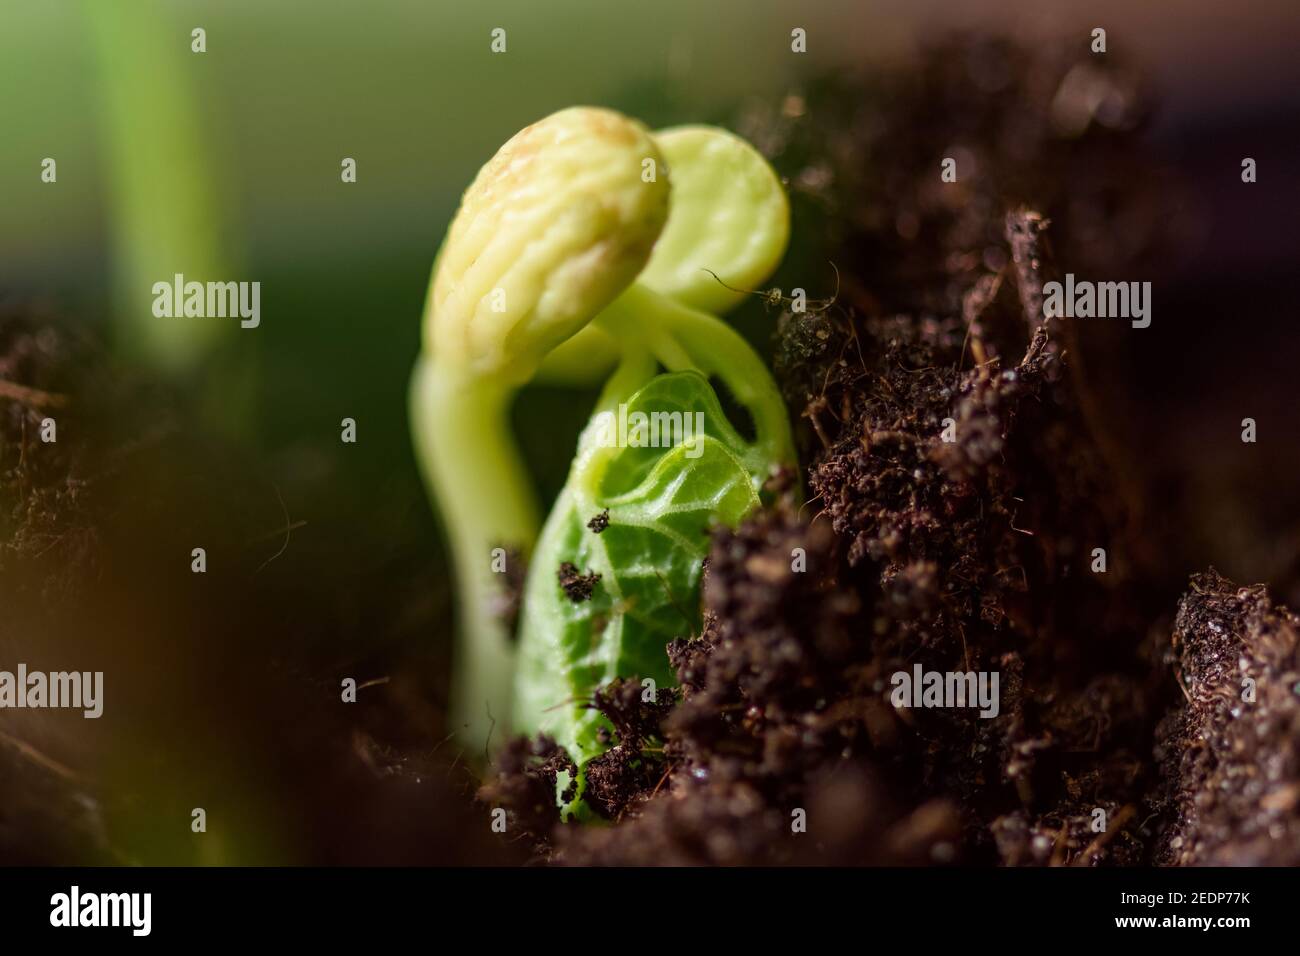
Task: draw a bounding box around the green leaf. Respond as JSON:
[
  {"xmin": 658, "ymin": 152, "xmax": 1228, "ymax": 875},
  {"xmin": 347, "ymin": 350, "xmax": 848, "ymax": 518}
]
[
  {"xmin": 638, "ymin": 126, "xmax": 790, "ymax": 316},
  {"xmin": 592, "ymin": 369, "xmax": 768, "ymax": 497},
  {"xmin": 513, "ymin": 371, "xmax": 766, "ymax": 776}
]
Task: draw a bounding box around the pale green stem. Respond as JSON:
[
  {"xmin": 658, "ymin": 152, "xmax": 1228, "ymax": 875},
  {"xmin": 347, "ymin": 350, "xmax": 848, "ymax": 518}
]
[
  {"xmin": 598, "ymin": 283, "xmax": 797, "ymax": 472},
  {"xmin": 409, "ymin": 356, "xmax": 541, "ymax": 756},
  {"xmin": 82, "ymin": 0, "xmax": 231, "ymax": 374}
]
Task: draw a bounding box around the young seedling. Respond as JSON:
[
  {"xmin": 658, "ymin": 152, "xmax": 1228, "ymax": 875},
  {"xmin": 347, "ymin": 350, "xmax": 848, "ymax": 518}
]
[{"xmin": 410, "ymin": 107, "xmax": 795, "ymax": 768}]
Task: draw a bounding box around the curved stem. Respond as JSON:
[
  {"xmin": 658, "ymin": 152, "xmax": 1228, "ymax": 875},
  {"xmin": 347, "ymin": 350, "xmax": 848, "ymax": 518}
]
[
  {"xmin": 599, "ymin": 283, "xmax": 797, "ymax": 472},
  {"xmin": 409, "ymin": 356, "xmax": 540, "ymax": 756}
]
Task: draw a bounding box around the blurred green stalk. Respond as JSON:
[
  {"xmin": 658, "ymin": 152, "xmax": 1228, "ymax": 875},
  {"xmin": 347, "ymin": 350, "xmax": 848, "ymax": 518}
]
[{"xmin": 82, "ymin": 0, "xmax": 232, "ymax": 374}]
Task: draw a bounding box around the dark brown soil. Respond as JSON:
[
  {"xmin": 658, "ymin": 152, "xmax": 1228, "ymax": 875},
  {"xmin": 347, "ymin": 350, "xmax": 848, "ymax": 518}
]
[
  {"xmin": 558, "ymin": 561, "xmax": 601, "ymax": 603},
  {"xmin": 1, "ymin": 306, "xmax": 119, "ymax": 863},
  {"xmin": 1154, "ymin": 569, "xmax": 1300, "ymax": 865},
  {"xmin": 586, "ymin": 509, "xmax": 610, "ymax": 534},
  {"xmin": 0, "ymin": 307, "xmax": 103, "ymax": 602},
  {"xmin": 491, "ymin": 206, "xmax": 1163, "ymax": 862}
]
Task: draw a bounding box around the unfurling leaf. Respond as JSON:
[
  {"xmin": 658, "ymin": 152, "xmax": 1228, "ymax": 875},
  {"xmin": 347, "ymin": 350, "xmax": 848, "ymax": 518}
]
[{"xmin": 514, "ymin": 372, "xmax": 768, "ymax": 785}]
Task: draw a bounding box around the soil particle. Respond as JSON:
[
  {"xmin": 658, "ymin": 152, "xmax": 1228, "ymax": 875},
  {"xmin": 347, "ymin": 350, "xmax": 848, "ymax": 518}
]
[
  {"xmin": 579, "ymin": 678, "xmax": 678, "ymax": 820},
  {"xmin": 476, "ymin": 735, "xmax": 577, "ymax": 849},
  {"xmin": 586, "ymin": 509, "xmax": 609, "ymax": 534},
  {"xmin": 557, "ymin": 561, "xmax": 601, "ymax": 603}
]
